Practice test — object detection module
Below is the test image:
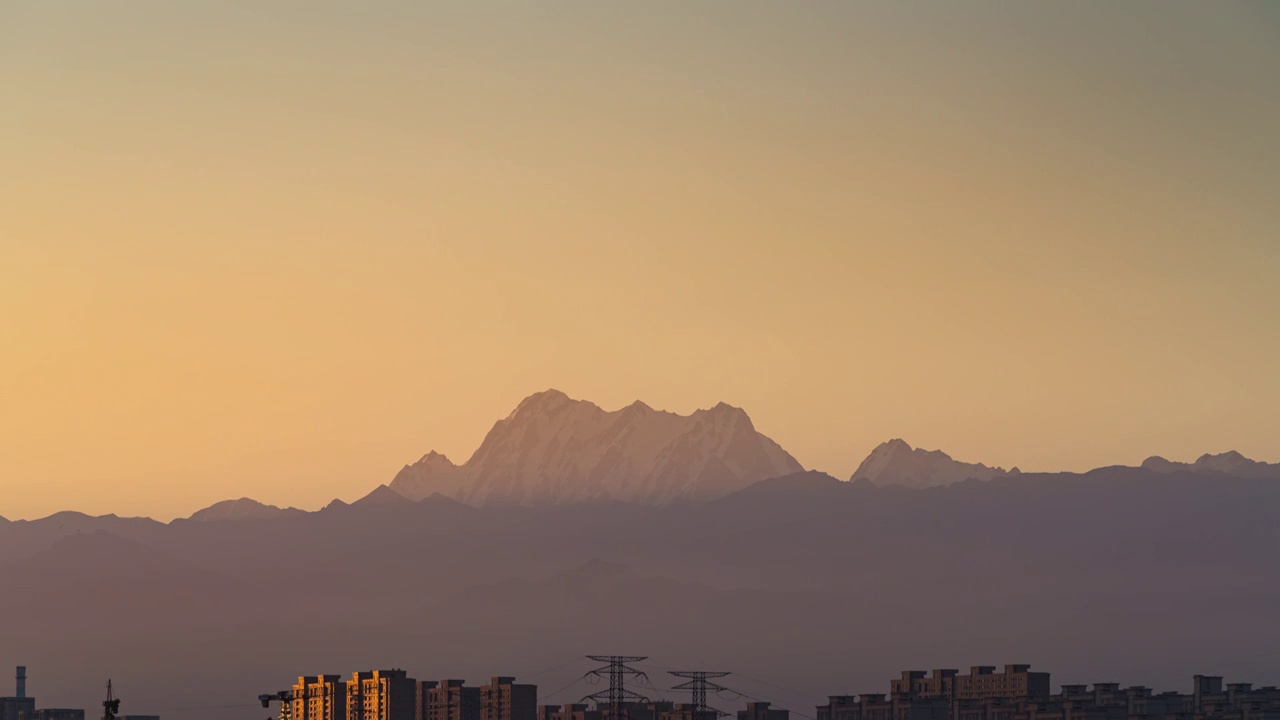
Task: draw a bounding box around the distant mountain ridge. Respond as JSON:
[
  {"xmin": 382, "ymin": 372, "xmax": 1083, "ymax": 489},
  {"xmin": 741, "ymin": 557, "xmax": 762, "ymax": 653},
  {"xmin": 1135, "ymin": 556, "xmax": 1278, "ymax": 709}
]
[
  {"xmin": 118, "ymin": 390, "xmax": 1280, "ymax": 521},
  {"xmin": 186, "ymin": 498, "xmax": 303, "ymax": 522},
  {"xmin": 388, "ymin": 389, "xmax": 803, "ymax": 506},
  {"xmin": 6, "ymin": 461, "xmax": 1280, "ymax": 720},
  {"xmin": 1141, "ymin": 451, "xmax": 1280, "ymax": 480},
  {"xmin": 851, "ymin": 438, "xmax": 1019, "ymax": 489}
]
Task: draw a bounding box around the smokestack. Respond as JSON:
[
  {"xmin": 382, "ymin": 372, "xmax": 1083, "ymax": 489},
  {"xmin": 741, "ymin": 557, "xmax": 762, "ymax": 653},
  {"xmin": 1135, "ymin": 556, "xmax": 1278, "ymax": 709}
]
[{"xmin": 16, "ymin": 666, "xmax": 26, "ymax": 698}]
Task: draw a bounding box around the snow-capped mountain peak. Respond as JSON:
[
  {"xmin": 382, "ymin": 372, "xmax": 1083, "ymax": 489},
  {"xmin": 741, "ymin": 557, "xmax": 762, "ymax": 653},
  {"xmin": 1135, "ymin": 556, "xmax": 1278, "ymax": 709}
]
[{"xmin": 389, "ymin": 390, "xmax": 803, "ymax": 506}]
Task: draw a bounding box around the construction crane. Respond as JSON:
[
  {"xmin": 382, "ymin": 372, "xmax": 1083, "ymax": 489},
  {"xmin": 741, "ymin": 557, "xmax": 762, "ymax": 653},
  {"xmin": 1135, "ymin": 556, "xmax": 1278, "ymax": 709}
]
[
  {"xmin": 259, "ymin": 689, "xmax": 295, "ymax": 720},
  {"xmin": 102, "ymin": 680, "xmax": 121, "ymax": 720}
]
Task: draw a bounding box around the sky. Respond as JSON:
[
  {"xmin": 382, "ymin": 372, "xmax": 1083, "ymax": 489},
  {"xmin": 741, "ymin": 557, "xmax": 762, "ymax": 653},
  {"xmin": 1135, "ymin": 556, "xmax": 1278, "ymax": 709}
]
[{"xmin": 2, "ymin": 1, "xmax": 1278, "ymax": 521}]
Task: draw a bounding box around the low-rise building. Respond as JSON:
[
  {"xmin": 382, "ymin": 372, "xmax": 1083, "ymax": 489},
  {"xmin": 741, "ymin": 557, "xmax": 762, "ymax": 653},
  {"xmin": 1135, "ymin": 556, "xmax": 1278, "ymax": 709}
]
[
  {"xmin": 0, "ymin": 697, "xmax": 36, "ymax": 720},
  {"xmin": 821, "ymin": 669, "xmax": 1280, "ymax": 720},
  {"xmin": 34, "ymin": 710, "xmax": 85, "ymax": 720},
  {"xmin": 2, "ymin": 667, "xmax": 84, "ymax": 720}
]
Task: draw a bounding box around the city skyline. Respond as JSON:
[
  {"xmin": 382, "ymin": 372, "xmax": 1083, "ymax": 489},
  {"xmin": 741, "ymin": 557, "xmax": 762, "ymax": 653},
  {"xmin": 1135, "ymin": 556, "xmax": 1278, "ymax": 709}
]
[
  {"xmin": 4, "ymin": 2, "xmax": 1280, "ymax": 520},
  {"xmin": 9, "ymin": 657, "xmax": 1278, "ymax": 720}
]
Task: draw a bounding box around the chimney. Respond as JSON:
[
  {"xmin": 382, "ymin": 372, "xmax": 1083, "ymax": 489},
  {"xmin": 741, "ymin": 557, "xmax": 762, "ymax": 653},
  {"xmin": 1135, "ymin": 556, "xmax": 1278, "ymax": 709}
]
[{"xmin": 16, "ymin": 666, "xmax": 26, "ymax": 698}]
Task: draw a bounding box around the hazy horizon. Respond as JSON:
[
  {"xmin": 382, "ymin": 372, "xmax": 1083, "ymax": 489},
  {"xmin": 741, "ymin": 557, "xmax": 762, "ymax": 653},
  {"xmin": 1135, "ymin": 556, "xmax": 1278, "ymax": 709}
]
[
  {"xmin": 4, "ymin": 1, "xmax": 1279, "ymax": 521},
  {"xmin": 2, "ymin": 386, "xmax": 1276, "ymax": 522}
]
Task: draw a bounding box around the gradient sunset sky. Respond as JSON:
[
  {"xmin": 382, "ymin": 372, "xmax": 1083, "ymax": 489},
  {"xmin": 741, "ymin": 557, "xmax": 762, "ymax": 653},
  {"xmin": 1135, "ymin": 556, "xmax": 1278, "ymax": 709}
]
[{"xmin": 3, "ymin": 2, "xmax": 1278, "ymax": 521}]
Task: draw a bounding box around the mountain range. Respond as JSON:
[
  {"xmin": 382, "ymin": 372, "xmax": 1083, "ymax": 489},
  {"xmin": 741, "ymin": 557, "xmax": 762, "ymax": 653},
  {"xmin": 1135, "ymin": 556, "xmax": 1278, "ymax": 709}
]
[
  {"xmin": 1141, "ymin": 450, "xmax": 1280, "ymax": 480},
  {"xmin": 4, "ymin": 462, "xmax": 1279, "ymax": 720},
  {"xmin": 4, "ymin": 389, "xmax": 1278, "ymax": 720},
  {"xmin": 174, "ymin": 389, "xmax": 1272, "ymax": 519}
]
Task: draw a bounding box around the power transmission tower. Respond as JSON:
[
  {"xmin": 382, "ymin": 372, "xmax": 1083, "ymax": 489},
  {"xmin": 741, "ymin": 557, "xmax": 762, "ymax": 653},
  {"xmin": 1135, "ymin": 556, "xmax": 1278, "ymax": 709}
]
[
  {"xmin": 583, "ymin": 656, "xmax": 651, "ymax": 720},
  {"xmin": 669, "ymin": 672, "xmax": 731, "ymax": 718}
]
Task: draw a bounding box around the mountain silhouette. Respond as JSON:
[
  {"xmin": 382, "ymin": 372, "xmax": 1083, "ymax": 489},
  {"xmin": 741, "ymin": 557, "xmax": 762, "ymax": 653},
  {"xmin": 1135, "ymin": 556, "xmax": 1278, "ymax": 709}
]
[
  {"xmin": 1142, "ymin": 450, "xmax": 1280, "ymax": 480},
  {"xmin": 851, "ymin": 438, "xmax": 1019, "ymax": 489},
  {"xmin": 389, "ymin": 389, "xmax": 803, "ymax": 506},
  {"xmin": 5, "ymin": 465, "xmax": 1279, "ymax": 720},
  {"xmin": 186, "ymin": 498, "xmax": 304, "ymax": 522},
  {"xmin": 6, "ymin": 395, "xmax": 1280, "ymax": 720}
]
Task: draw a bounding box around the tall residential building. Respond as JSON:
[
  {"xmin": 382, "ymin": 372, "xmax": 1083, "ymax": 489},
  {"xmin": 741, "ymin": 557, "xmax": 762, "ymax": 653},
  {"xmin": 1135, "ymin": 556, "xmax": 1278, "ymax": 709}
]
[
  {"xmin": 817, "ymin": 694, "xmax": 898, "ymax": 720},
  {"xmin": 889, "ymin": 667, "xmax": 1050, "ymax": 702},
  {"xmin": 891, "ymin": 671, "xmax": 959, "ymax": 700},
  {"xmin": 1195, "ymin": 676, "xmax": 1225, "ymax": 712},
  {"xmin": 291, "ymin": 675, "xmax": 348, "ymax": 720},
  {"xmin": 594, "ymin": 701, "xmax": 675, "ymax": 720},
  {"xmin": 539, "ymin": 704, "xmax": 602, "ymax": 720},
  {"xmin": 819, "ymin": 692, "xmax": 974, "ymax": 720},
  {"xmin": 954, "ymin": 667, "xmax": 1049, "ymax": 701},
  {"xmin": 347, "ymin": 670, "xmax": 420, "ymax": 720},
  {"xmin": 480, "ymin": 678, "xmax": 536, "ymax": 720},
  {"xmin": 737, "ymin": 702, "xmax": 789, "ymax": 720},
  {"xmin": 428, "ymin": 681, "xmax": 481, "ymax": 720},
  {"xmin": 659, "ymin": 704, "xmax": 719, "ymax": 720}
]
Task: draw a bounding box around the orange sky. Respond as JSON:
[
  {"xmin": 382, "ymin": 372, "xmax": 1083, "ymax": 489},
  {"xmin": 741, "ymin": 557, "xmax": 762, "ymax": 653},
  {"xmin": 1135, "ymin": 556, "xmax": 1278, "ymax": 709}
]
[{"xmin": 3, "ymin": 2, "xmax": 1278, "ymax": 521}]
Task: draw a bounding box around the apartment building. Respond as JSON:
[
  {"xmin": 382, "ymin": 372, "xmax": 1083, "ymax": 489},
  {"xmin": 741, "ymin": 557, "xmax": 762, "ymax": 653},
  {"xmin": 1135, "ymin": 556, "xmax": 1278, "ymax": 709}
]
[
  {"xmin": 291, "ymin": 675, "xmax": 348, "ymax": 720},
  {"xmin": 348, "ymin": 670, "xmax": 420, "ymax": 720},
  {"xmin": 427, "ymin": 680, "xmax": 482, "ymax": 720},
  {"xmin": 538, "ymin": 705, "xmax": 603, "ymax": 720},
  {"xmin": 480, "ymin": 677, "xmax": 537, "ymax": 720},
  {"xmin": 738, "ymin": 702, "xmax": 790, "ymax": 720},
  {"xmin": 821, "ymin": 669, "xmax": 1280, "ymax": 720}
]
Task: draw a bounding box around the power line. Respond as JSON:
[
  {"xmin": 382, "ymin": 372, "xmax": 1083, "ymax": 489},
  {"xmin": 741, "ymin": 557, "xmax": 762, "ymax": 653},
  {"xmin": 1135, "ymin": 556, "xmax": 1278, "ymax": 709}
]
[
  {"xmin": 643, "ymin": 657, "xmax": 810, "ymax": 718},
  {"xmin": 521, "ymin": 656, "xmax": 594, "ymax": 682},
  {"xmin": 642, "ymin": 659, "xmax": 821, "ymax": 720},
  {"xmin": 710, "ymin": 682, "xmax": 820, "ymax": 720},
  {"xmin": 727, "ymin": 672, "xmax": 826, "ymax": 708},
  {"xmin": 540, "ymin": 675, "xmax": 590, "ymax": 704}
]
